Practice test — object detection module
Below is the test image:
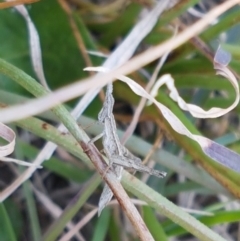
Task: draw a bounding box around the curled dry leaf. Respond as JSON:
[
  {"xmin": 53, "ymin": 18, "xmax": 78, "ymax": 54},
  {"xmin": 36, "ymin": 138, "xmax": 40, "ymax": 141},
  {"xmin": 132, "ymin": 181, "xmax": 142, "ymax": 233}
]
[
  {"xmin": 0, "ymin": 121, "xmax": 41, "ymax": 168},
  {"xmin": 0, "ymin": 122, "xmax": 15, "ymax": 157},
  {"xmin": 84, "ymin": 56, "xmax": 240, "ymax": 173},
  {"xmin": 0, "ymin": 119, "xmax": 42, "ymax": 169},
  {"xmin": 148, "ymin": 47, "xmax": 238, "ymax": 118}
]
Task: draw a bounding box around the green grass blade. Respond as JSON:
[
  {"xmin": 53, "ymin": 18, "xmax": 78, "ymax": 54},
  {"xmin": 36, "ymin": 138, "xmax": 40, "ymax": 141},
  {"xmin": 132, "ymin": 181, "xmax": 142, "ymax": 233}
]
[
  {"xmin": 22, "ymin": 181, "xmax": 42, "ymax": 241},
  {"xmin": 143, "ymin": 206, "xmax": 168, "ymax": 241},
  {"xmin": 42, "ymin": 174, "xmax": 101, "ymax": 241},
  {"xmin": 166, "ymin": 210, "xmax": 240, "ymax": 236},
  {"xmin": 122, "ymin": 172, "xmax": 227, "ymax": 241},
  {"xmin": 0, "ymin": 203, "xmax": 17, "ymax": 241},
  {"xmin": 91, "ymin": 209, "xmax": 111, "ymax": 241}
]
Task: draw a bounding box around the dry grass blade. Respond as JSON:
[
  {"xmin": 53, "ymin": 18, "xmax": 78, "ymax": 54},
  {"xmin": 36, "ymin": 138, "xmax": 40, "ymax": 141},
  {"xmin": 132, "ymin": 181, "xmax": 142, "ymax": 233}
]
[
  {"xmin": 85, "ymin": 66, "xmax": 240, "ymax": 174},
  {"xmin": 68, "ymin": 0, "xmax": 171, "ymax": 120},
  {"xmin": 34, "ymin": 188, "xmax": 85, "ymax": 241},
  {"xmin": 59, "ymin": 199, "xmax": 154, "ymax": 241},
  {"xmin": 0, "ymin": 0, "xmax": 239, "ymax": 123},
  {"xmin": 58, "ymin": 209, "xmax": 97, "ymax": 241},
  {"xmin": 80, "ymin": 141, "xmax": 155, "ymax": 241},
  {"xmin": 2, "ymin": 0, "xmax": 239, "ymax": 240},
  {"xmin": 0, "ymin": 141, "xmax": 53, "ymax": 202},
  {"xmin": 0, "ymin": 156, "xmax": 42, "ymax": 167},
  {"xmin": 0, "ymin": 0, "xmax": 38, "ymax": 9},
  {"xmin": 121, "ymin": 51, "xmax": 169, "ymax": 144},
  {"xmin": 11, "ymin": 3, "xmax": 49, "ymax": 89}
]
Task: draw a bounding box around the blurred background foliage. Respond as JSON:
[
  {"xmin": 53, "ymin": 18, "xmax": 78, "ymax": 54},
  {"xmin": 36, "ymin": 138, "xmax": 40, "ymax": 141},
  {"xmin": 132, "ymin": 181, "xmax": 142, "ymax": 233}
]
[{"xmin": 1, "ymin": 0, "xmax": 240, "ymax": 240}]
